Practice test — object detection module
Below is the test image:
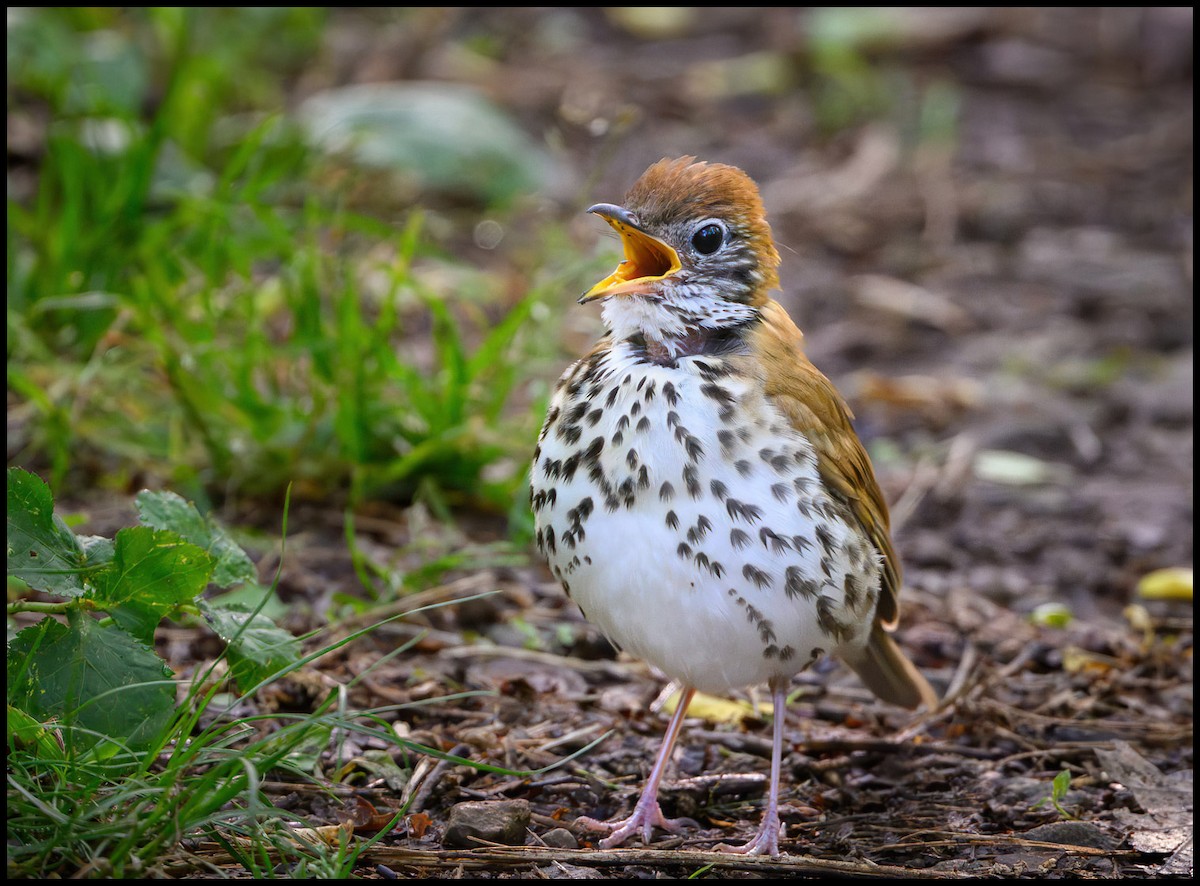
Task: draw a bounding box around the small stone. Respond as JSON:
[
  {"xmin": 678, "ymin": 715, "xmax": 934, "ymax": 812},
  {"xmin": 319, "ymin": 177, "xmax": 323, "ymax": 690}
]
[
  {"xmin": 541, "ymin": 827, "xmax": 579, "ymax": 849},
  {"xmin": 1024, "ymin": 820, "xmax": 1117, "ymax": 850},
  {"xmin": 443, "ymin": 799, "xmax": 531, "ymax": 848}
]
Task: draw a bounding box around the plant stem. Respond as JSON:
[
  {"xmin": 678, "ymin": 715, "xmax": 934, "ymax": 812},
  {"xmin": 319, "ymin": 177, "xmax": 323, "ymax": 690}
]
[{"xmin": 7, "ymin": 599, "xmax": 91, "ymax": 615}]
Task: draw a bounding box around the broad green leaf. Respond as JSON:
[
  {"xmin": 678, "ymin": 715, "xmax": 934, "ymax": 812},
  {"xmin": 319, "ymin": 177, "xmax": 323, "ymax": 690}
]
[
  {"xmin": 134, "ymin": 489, "xmax": 207, "ymax": 540},
  {"xmin": 207, "ymin": 582, "xmax": 289, "ymax": 621},
  {"xmin": 87, "ymin": 526, "xmax": 212, "ymax": 645},
  {"xmin": 6, "ymin": 468, "xmax": 88, "ymax": 596},
  {"xmin": 80, "ymin": 534, "xmax": 116, "ymax": 570},
  {"xmin": 107, "ymin": 598, "xmax": 167, "ymax": 649},
  {"xmin": 202, "ymin": 603, "xmax": 301, "ymax": 692},
  {"xmin": 298, "ymin": 82, "xmax": 557, "ymax": 207},
  {"xmin": 90, "ymin": 525, "xmax": 212, "ymax": 607},
  {"xmin": 7, "ymin": 611, "xmax": 175, "ymax": 751},
  {"xmin": 135, "ymin": 490, "xmax": 257, "ymax": 587}
]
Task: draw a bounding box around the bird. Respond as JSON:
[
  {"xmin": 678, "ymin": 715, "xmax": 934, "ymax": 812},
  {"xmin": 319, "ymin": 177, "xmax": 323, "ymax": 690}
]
[{"xmin": 529, "ymin": 157, "xmax": 937, "ymax": 856}]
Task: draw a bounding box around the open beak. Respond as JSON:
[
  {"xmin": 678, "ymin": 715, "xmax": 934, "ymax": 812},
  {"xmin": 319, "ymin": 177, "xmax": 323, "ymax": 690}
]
[{"xmin": 579, "ymin": 204, "xmax": 683, "ymax": 302}]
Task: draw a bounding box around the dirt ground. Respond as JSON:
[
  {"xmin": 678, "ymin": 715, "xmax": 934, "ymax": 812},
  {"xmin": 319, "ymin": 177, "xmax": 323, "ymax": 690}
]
[{"xmin": 116, "ymin": 8, "xmax": 1200, "ymax": 878}]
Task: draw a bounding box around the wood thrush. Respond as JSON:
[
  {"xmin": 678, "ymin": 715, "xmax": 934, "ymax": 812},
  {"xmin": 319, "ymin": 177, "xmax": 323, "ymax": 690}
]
[{"xmin": 530, "ymin": 157, "xmax": 937, "ymax": 856}]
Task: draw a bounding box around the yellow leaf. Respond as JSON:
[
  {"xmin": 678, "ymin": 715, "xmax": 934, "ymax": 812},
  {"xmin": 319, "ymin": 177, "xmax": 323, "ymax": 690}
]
[
  {"xmin": 663, "ymin": 688, "xmax": 770, "ymax": 725},
  {"xmin": 1123, "ymin": 604, "xmax": 1156, "ymax": 646},
  {"xmin": 1136, "ymin": 567, "xmax": 1193, "ymax": 601},
  {"xmin": 1061, "ymin": 645, "xmax": 1118, "ymax": 674},
  {"xmin": 291, "ymin": 821, "xmax": 354, "ymax": 848}
]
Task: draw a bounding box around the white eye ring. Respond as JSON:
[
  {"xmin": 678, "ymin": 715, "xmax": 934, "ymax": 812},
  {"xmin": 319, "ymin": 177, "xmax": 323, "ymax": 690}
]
[{"xmin": 690, "ymin": 220, "xmax": 726, "ymax": 255}]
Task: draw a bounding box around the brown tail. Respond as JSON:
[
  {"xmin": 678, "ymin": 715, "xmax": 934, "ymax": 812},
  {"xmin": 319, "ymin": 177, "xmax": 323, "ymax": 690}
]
[{"xmin": 843, "ymin": 623, "xmax": 938, "ymax": 710}]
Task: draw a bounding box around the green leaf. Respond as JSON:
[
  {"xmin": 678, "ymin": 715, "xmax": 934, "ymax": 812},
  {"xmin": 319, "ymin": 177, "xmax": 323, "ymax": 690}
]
[
  {"xmin": 1030, "ymin": 602, "xmax": 1073, "ymax": 629},
  {"xmin": 136, "ymin": 490, "xmax": 257, "ymax": 587},
  {"xmin": 88, "ymin": 526, "xmax": 213, "ymax": 644},
  {"xmin": 341, "ymin": 748, "xmax": 411, "ymax": 791},
  {"xmin": 206, "ymin": 582, "xmax": 289, "ymax": 622},
  {"xmin": 107, "ymin": 599, "xmax": 169, "ymax": 650},
  {"xmin": 90, "ymin": 525, "xmax": 212, "ymax": 606},
  {"xmin": 7, "ymin": 704, "xmax": 67, "ymax": 762},
  {"xmin": 973, "ymin": 449, "xmax": 1065, "ymax": 486},
  {"xmin": 6, "ymin": 468, "xmax": 88, "ymax": 596},
  {"xmin": 1052, "ymin": 769, "xmax": 1072, "ymax": 802},
  {"xmin": 263, "ymin": 720, "xmax": 333, "ymax": 777},
  {"xmin": 7, "ymin": 611, "xmax": 175, "ymax": 751},
  {"xmin": 202, "ymin": 602, "xmax": 301, "ymax": 692},
  {"xmin": 80, "ymin": 534, "xmax": 116, "ymax": 570},
  {"xmin": 298, "ymin": 82, "xmax": 557, "ymax": 207}
]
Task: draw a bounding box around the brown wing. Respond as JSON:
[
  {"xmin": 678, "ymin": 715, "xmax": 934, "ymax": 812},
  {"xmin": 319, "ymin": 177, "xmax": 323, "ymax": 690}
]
[
  {"xmin": 747, "ymin": 300, "xmax": 936, "ymax": 710},
  {"xmin": 748, "ymin": 300, "xmax": 901, "ymax": 626}
]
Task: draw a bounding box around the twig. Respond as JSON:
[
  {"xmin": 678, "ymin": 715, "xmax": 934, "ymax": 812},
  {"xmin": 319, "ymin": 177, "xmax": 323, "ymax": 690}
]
[
  {"xmin": 888, "ymin": 454, "xmax": 942, "ymax": 533},
  {"xmin": 938, "ymin": 641, "xmax": 978, "ymax": 708},
  {"xmin": 794, "ymin": 737, "xmax": 995, "ymax": 760},
  {"xmin": 438, "ymin": 642, "xmax": 643, "ymax": 679},
  {"xmin": 876, "ymin": 832, "xmax": 1136, "ymax": 858},
  {"xmin": 404, "ymin": 743, "xmax": 469, "ymax": 815},
  {"xmin": 347, "ymin": 844, "xmax": 971, "ymax": 877}
]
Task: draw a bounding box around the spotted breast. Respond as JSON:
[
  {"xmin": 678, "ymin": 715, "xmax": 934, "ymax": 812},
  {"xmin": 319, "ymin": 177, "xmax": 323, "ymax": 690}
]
[{"xmin": 531, "ymin": 336, "xmax": 879, "ymax": 694}]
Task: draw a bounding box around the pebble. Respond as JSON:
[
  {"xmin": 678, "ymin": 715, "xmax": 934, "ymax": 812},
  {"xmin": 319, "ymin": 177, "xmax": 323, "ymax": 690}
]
[{"xmin": 443, "ymin": 799, "xmax": 531, "ymax": 848}]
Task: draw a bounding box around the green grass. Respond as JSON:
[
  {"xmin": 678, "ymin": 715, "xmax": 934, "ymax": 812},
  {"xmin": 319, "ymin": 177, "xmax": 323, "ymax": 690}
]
[
  {"xmin": 6, "ymin": 594, "xmax": 507, "ymax": 878},
  {"xmin": 7, "ymin": 465, "xmax": 602, "ymax": 878},
  {"xmin": 7, "ymin": 8, "xmax": 593, "ymax": 878},
  {"xmin": 8, "ymin": 579, "xmax": 603, "ymax": 877},
  {"xmin": 7, "ymin": 7, "xmax": 575, "ymax": 516}
]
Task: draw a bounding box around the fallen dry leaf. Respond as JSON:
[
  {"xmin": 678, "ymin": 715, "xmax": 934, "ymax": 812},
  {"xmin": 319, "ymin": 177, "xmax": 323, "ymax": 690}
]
[
  {"xmin": 1137, "ymin": 567, "xmax": 1193, "ymax": 601},
  {"xmin": 1096, "ymin": 742, "xmax": 1193, "ymax": 877}
]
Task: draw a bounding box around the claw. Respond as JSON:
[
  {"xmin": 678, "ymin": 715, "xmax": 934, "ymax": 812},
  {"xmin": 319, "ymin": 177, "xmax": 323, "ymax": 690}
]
[
  {"xmin": 718, "ymin": 680, "xmax": 790, "ymax": 857},
  {"xmin": 577, "ymin": 800, "xmax": 697, "ymax": 848},
  {"xmin": 574, "ymin": 686, "xmax": 699, "ymax": 848},
  {"xmin": 716, "ymin": 812, "xmax": 782, "ymax": 856}
]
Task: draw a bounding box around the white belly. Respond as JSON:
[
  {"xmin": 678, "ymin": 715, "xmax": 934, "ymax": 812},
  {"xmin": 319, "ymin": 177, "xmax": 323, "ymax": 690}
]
[{"xmin": 531, "ymin": 347, "xmax": 880, "ymax": 694}]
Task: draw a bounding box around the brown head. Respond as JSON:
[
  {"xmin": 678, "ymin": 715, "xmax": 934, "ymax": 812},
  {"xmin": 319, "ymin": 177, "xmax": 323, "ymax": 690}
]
[{"xmin": 582, "ymin": 157, "xmax": 781, "ymax": 311}]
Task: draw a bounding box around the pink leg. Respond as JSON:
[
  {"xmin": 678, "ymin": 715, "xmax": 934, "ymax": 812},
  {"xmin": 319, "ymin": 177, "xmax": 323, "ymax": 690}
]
[
  {"xmin": 720, "ymin": 679, "xmax": 787, "ymax": 856},
  {"xmin": 577, "ymin": 686, "xmax": 698, "ymax": 848}
]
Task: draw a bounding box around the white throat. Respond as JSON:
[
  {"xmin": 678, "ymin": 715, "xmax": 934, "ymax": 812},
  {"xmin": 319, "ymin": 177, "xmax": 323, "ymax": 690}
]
[{"xmin": 601, "ymin": 288, "xmax": 759, "ymax": 357}]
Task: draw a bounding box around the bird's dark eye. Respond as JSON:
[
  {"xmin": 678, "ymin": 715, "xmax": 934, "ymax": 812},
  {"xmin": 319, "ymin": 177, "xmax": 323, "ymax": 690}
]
[{"xmin": 691, "ymin": 223, "xmax": 724, "ymax": 255}]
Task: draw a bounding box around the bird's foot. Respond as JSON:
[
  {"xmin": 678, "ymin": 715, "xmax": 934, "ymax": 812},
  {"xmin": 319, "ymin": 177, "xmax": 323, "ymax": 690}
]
[
  {"xmin": 576, "ymin": 797, "xmax": 697, "ymax": 848},
  {"xmin": 716, "ymin": 812, "xmax": 783, "ymax": 856}
]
